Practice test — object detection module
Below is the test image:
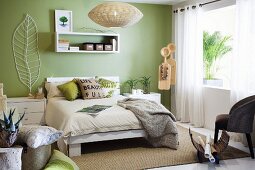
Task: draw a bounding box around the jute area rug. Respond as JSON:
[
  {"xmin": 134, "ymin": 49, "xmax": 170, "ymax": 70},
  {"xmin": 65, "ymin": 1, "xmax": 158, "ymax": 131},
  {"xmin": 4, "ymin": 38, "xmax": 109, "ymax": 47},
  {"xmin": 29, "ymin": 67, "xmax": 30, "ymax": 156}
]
[{"xmin": 71, "ymin": 126, "xmax": 249, "ymax": 170}]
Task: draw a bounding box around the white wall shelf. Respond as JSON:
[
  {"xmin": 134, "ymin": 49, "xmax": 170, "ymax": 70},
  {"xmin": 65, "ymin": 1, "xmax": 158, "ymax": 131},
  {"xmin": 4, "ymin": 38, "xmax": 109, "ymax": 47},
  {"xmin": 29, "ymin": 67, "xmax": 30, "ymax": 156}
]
[{"xmin": 55, "ymin": 32, "xmax": 120, "ymax": 53}]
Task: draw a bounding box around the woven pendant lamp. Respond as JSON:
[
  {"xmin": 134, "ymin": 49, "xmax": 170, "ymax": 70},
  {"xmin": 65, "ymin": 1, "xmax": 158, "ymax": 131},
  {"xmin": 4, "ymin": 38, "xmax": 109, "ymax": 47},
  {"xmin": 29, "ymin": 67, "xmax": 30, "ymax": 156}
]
[{"xmin": 88, "ymin": 2, "xmax": 143, "ymax": 28}]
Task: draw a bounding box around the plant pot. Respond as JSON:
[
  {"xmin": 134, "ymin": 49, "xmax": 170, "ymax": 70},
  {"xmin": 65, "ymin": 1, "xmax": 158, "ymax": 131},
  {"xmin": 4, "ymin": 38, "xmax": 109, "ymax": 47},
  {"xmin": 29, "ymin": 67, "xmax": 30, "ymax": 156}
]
[
  {"xmin": 0, "ymin": 129, "xmax": 18, "ymax": 147},
  {"xmin": 143, "ymin": 85, "xmax": 150, "ymax": 94},
  {"xmin": 203, "ymin": 79, "xmax": 223, "ymax": 87},
  {"xmin": 131, "ymin": 89, "xmax": 137, "ymax": 95}
]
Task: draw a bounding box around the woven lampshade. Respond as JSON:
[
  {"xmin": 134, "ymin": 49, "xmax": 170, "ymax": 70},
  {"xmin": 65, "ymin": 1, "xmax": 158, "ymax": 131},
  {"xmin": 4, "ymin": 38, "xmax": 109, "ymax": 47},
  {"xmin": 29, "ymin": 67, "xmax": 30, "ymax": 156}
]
[{"xmin": 88, "ymin": 2, "xmax": 143, "ymax": 28}]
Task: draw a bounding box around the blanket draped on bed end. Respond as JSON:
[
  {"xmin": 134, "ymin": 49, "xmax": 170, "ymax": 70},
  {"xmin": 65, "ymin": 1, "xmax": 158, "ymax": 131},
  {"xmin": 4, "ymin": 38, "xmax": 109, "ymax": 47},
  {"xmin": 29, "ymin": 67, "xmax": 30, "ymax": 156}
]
[{"xmin": 117, "ymin": 98, "xmax": 179, "ymax": 149}]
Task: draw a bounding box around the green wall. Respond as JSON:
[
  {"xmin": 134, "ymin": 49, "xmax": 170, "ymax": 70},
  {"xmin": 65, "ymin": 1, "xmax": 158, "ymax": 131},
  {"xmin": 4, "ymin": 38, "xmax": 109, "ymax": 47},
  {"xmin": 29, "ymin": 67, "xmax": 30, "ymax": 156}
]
[{"xmin": 0, "ymin": 0, "xmax": 172, "ymax": 108}]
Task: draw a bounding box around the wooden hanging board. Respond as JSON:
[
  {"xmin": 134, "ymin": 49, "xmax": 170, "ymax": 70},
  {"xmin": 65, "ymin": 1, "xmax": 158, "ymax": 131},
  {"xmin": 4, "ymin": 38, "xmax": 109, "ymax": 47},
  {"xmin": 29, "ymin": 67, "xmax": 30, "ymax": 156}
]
[
  {"xmin": 167, "ymin": 43, "xmax": 176, "ymax": 85},
  {"xmin": 158, "ymin": 47, "xmax": 171, "ymax": 90}
]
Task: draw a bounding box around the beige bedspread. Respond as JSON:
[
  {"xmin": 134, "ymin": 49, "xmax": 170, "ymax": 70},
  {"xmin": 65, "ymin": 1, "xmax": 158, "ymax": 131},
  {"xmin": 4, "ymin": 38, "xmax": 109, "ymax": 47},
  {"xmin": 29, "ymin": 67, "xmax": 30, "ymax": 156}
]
[{"xmin": 45, "ymin": 96, "xmax": 142, "ymax": 137}]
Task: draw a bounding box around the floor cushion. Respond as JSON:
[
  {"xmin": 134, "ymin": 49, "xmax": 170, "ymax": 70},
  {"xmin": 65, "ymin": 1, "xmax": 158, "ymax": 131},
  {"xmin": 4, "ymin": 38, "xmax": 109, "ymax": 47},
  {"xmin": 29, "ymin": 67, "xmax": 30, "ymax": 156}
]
[
  {"xmin": 22, "ymin": 144, "xmax": 51, "ymax": 170},
  {"xmin": 44, "ymin": 150, "xmax": 79, "ymax": 170}
]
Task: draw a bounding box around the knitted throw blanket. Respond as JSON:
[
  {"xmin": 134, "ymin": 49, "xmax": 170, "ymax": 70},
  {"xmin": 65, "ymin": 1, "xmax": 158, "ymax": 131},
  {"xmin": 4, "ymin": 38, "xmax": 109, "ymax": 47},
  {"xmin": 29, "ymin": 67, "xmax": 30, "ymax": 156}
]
[{"xmin": 117, "ymin": 98, "xmax": 179, "ymax": 149}]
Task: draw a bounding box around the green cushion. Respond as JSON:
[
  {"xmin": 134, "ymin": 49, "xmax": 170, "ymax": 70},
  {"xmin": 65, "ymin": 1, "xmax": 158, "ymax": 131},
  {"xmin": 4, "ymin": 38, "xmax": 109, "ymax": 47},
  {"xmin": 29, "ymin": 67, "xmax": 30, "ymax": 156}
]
[
  {"xmin": 57, "ymin": 80, "xmax": 80, "ymax": 101},
  {"xmin": 44, "ymin": 150, "xmax": 79, "ymax": 170}
]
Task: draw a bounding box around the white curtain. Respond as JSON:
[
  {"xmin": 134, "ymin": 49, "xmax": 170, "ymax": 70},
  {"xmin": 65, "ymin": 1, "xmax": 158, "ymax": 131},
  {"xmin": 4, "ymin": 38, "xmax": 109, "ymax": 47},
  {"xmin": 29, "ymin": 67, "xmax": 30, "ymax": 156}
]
[
  {"xmin": 174, "ymin": 6, "xmax": 204, "ymax": 127},
  {"xmin": 230, "ymin": 0, "xmax": 255, "ymax": 143}
]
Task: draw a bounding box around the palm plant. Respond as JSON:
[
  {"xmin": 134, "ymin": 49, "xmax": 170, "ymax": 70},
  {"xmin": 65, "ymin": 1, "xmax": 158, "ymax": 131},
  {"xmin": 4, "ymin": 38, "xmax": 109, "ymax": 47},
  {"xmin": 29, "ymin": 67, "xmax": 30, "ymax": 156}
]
[
  {"xmin": 125, "ymin": 78, "xmax": 139, "ymax": 92},
  {"xmin": 203, "ymin": 31, "xmax": 232, "ymax": 79},
  {"xmin": 139, "ymin": 76, "xmax": 151, "ymax": 94}
]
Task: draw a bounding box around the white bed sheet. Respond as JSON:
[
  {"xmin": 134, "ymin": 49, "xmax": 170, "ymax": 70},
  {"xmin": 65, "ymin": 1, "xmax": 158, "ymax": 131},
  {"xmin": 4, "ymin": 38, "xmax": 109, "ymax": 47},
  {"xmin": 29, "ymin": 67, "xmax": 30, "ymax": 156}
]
[{"xmin": 45, "ymin": 95, "xmax": 142, "ymax": 137}]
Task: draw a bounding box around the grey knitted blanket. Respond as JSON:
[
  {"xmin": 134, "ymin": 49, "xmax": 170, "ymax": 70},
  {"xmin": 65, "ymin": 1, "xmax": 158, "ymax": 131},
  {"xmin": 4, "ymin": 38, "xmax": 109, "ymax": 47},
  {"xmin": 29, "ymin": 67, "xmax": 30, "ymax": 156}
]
[{"xmin": 117, "ymin": 98, "xmax": 179, "ymax": 149}]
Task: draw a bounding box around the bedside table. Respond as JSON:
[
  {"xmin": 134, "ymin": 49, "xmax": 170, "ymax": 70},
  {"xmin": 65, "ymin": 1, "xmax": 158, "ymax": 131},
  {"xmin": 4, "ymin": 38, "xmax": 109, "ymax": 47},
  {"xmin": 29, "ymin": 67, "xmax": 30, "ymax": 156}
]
[
  {"xmin": 123, "ymin": 92, "xmax": 161, "ymax": 104},
  {"xmin": 7, "ymin": 97, "xmax": 46, "ymax": 125}
]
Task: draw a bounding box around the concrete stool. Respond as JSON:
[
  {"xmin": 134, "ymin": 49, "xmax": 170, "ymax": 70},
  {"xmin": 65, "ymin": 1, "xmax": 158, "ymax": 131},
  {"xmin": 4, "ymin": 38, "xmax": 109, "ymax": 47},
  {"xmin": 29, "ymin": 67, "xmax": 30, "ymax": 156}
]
[{"xmin": 0, "ymin": 146, "xmax": 23, "ymax": 170}]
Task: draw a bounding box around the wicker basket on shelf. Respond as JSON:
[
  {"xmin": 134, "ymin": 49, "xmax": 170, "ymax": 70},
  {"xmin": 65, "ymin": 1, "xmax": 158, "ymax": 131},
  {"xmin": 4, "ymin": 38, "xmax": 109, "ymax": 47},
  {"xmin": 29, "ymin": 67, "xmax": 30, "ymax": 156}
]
[
  {"xmin": 189, "ymin": 128, "xmax": 230, "ymax": 163},
  {"xmin": 0, "ymin": 129, "xmax": 18, "ymax": 147}
]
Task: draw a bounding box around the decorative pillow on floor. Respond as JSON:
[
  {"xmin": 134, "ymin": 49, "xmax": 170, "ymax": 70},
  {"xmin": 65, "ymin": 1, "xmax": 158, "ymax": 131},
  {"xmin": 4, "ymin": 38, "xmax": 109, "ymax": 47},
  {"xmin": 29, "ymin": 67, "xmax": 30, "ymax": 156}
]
[
  {"xmin": 22, "ymin": 145, "xmax": 51, "ymax": 170},
  {"xmin": 77, "ymin": 78, "xmax": 104, "ymax": 99},
  {"xmin": 97, "ymin": 78, "xmax": 119, "ymax": 98},
  {"xmin": 44, "ymin": 150, "xmax": 79, "ymax": 170},
  {"xmin": 57, "ymin": 80, "xmax": 81, "ymax": 101},
  {"xmin": 16, "ymin": 125, "xmax": 63, "ymax": 148}
]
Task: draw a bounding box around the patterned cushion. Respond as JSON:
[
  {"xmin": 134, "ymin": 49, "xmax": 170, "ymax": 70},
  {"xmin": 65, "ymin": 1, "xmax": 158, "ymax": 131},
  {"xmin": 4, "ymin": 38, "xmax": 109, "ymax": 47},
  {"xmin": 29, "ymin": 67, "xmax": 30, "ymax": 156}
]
[
  {"xmin": 77, "ymin": 78, "xmax": 104, "ymax": 99},
  {"xmin": 44, "ymin": 150, "xmax": 79, "ymax": 170},
  {"xmin": 16, "ymin": 125, "xmax": 63, "ymax": 148},
  {"xmin": 97, "ymin": 78, "xmax": 117, "ymax": 98},
  {"xmin": 98, "ymin": 78, "xmax": 117, "ymax": 88}
]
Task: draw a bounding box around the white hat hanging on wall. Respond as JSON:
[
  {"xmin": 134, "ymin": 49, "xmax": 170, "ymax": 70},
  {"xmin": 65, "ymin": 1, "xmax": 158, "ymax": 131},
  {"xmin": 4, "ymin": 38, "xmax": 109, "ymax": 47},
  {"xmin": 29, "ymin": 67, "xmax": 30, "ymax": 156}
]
[{"xmin": 88, "ymin": 2, "xmax": 143, "ymax": 28}]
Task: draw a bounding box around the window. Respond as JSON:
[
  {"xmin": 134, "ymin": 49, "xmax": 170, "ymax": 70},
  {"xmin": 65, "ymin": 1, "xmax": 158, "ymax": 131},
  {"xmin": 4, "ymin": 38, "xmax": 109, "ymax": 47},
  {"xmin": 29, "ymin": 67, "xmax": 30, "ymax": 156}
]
[{"xmin": 202, "ymin": 5, "xmax": 236, "ymax": 88}]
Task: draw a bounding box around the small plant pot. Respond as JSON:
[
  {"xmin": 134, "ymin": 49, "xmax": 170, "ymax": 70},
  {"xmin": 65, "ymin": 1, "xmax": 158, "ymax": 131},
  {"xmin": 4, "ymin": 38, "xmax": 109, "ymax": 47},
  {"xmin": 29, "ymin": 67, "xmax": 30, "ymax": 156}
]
[
  {"xmin": 0, "ymin": 129, "xmax": 18, "ymax": 147},
  {"xmin": 131, "ymin": 89, "xmax": 137, "ymax": 95},
  {"xmin": 203, "ymin": 79, "xmax": 223, "ymax": 87},
  {"xmin": 143, "ymin": 85, "xmax": 150, "ymax": 94}
]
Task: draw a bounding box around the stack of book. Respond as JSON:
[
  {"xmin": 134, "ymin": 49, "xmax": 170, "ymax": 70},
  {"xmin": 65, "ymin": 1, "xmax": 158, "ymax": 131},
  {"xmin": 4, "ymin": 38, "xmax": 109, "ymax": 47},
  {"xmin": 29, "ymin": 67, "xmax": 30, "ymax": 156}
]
[{"xmin": 58, "ymin": 39, "xmax": 70, "ymax": 51}]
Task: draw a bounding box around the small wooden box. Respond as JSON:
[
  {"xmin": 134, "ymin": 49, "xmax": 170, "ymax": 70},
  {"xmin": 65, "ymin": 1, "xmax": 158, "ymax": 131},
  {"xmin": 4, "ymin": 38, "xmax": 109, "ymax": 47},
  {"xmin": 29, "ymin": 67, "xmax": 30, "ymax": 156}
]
[
  {"xmin": 95, "ymin": 43, "xmax": 104, "ymax": 51},
  {"xmin": 83, "ymin": 43, "xmax": 94, "ymax": 51},
  {"xmin": 104, "ymin": 44, "xmax": 113, "ymax": 51}
]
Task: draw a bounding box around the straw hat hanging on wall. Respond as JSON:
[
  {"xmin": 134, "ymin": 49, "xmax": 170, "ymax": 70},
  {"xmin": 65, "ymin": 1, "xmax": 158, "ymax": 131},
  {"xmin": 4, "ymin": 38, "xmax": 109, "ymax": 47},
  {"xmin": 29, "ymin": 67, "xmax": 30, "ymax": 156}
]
[{"xmin": 88, "ymin": 2, "xmax": 143, "ymax": 28}]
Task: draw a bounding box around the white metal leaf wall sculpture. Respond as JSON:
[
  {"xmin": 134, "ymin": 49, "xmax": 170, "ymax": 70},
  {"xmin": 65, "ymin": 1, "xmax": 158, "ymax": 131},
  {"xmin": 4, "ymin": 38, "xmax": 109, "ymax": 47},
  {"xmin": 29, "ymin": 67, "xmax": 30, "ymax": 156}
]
[{"xmin": 12, "ymin": 14, "xmax": 41, "ymax": 94}]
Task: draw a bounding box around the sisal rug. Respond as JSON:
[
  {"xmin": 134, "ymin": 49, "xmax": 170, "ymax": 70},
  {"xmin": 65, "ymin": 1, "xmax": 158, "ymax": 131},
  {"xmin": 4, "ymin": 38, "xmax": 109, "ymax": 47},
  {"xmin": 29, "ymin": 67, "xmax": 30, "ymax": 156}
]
[{"xmin": 71, "ymin": 126, "xmax": 250, "ymax": 170}]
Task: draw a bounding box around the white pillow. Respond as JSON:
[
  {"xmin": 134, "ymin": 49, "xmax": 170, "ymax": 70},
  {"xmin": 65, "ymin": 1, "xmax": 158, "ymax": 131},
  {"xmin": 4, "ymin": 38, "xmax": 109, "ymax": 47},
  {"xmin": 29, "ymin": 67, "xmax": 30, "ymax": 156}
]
[
  {"xmin": 45, "ymin": 82, "xmax": 67, "ymax": 98},
  {"xmin": 17, "ymin": 125, "xmax": 63, "ymax": 148}
]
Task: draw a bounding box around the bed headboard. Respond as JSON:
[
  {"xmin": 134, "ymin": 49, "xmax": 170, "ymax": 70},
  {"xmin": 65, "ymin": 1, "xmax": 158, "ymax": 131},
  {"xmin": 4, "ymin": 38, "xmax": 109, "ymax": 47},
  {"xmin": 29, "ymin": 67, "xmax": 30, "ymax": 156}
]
[
  {"xmin": 46, "ymin": 76, "xmax": 120, "ymax": 95},
  {"xmin": 46, "ymin": 76, "xmax": 120, "ymax": 83}
]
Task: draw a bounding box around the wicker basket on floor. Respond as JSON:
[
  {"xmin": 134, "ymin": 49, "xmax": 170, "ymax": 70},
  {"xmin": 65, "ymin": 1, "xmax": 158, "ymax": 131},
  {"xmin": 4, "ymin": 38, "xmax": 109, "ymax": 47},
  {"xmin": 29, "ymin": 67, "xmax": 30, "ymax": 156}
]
[{"xmin": 0, "ymin": 129, "xmax": 18, "ymax": 147}]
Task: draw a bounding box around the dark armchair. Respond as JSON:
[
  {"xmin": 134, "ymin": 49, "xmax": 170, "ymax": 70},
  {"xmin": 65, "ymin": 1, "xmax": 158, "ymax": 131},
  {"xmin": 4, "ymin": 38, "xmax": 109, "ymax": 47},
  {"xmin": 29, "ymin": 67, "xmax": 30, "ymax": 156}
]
[{"xmin": 214, "ymin": 95, "xmax": 255, "ymax": 159}]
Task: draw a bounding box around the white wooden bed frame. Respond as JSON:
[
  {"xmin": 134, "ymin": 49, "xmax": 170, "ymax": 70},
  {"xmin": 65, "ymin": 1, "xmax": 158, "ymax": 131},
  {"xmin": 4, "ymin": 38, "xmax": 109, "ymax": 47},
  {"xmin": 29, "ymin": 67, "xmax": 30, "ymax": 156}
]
[{"xmin": 46, "ymin": 76, "xmax": 146, "ymax": 157}]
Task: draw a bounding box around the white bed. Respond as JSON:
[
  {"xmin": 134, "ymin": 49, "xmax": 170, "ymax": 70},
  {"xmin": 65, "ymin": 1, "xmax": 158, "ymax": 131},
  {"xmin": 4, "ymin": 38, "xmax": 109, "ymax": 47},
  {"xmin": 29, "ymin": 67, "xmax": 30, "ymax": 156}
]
[{"xmin": 45, "ymin": 77, "xmax": 146, "ymax": 157}]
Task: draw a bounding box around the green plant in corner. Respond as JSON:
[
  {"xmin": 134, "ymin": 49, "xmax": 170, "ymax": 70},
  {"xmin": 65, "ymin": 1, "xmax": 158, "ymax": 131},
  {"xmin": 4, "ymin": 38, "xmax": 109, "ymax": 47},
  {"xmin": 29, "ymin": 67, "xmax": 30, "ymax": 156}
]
[
  {"xmin": 139, "ymin": 76, "xmax": 151, "ymax": 94},
  {"xmin": 203, "ymin": 31, "xmax": 232, "ymax": 80},
  {"xmin": 125, "ymin": 78, "xmax": 139, "ymax": 92}
]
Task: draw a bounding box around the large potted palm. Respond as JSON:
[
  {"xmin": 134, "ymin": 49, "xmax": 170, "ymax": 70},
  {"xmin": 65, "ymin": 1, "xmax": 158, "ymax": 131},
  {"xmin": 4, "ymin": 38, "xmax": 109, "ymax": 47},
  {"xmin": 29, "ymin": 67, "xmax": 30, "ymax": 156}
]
[{"xmin": 203, "ymin": 31, "xmax": 232, "ymax": 87}]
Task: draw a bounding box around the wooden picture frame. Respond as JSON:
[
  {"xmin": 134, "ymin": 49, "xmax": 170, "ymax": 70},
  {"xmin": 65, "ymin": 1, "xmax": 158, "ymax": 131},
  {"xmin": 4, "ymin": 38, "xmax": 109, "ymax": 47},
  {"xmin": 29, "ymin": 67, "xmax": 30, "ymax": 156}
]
[{"xmin": 55, "ymin": 10, "xmax": 73, "ymax": 32}]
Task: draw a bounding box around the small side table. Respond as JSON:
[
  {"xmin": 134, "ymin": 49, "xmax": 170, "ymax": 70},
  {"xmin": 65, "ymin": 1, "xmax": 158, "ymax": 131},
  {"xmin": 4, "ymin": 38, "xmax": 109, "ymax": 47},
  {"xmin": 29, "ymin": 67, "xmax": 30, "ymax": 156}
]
[
  {"xmin": 123, "ymin": 92, "xmax": 161, "ymax": 104},
  {"xmin": 0, "ymin": 146, "xmax": 23, "ymax": 170}
]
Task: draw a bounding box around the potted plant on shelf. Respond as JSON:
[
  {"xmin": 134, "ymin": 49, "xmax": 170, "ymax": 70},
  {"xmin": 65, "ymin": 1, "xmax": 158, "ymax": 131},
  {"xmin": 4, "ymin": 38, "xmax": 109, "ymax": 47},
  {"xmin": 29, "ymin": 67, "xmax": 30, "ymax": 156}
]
[
  {"xmin": 203, "ymin": 31, "xmax": 232, "ymax": 87},
  {"xmin": 139, "ymin": 76, "xmax": 151, "ymax": 94},
  {"xmin": 0, "ymin": 109, "xmax": 25, "ymax": 147},
  {"xmin": 125, "ymin": 78, "xmax": 139, "ymax": 94}
]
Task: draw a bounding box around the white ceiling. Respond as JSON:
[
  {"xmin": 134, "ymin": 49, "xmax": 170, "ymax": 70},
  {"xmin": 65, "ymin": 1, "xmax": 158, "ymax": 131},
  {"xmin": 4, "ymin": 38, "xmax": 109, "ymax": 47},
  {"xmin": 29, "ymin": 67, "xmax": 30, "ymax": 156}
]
[{"xmin": 104, "ymin": 0, "xmax": 187, "ymax": 5}]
